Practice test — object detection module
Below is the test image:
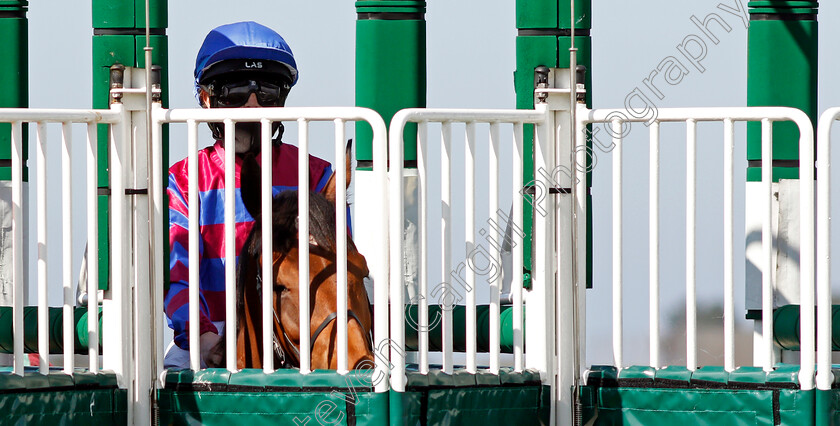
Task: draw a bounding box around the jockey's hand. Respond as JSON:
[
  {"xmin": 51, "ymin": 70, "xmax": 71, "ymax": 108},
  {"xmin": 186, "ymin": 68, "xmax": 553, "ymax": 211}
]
[{"xmin": 200, "ymin": 332, "xmax": 223, "ymax": 367}]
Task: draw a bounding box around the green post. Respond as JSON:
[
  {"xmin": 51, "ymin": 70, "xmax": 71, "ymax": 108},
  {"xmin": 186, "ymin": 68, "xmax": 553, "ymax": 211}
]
[
  {"xmin": 92, "ymin": 0, "xmax": 168, "ymax": 290},
  {"xmin": 515, "ymin": 0, "xmax": 592, "ymax": 287},
  {"xmin": 0, "ymin": 0, "xmax": 28, "ymax": 182},
  {"xmin": 355, "ymin": 0, "xmax": 426, "ymax": 166},
  {"xmin": 747, "ymin": 1, "xmax": 817, "ymax": 182}
]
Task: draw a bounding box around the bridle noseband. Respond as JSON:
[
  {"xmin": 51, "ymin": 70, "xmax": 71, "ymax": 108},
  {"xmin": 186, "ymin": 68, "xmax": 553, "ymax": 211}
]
[{"xmin": 256, "ymin": 273, "xmax": 374, "ymax": 369}]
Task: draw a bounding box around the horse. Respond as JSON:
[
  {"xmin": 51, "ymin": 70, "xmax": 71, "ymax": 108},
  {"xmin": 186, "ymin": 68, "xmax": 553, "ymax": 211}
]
[{"xmin": 207, "ymin": 143, "xmax": 375, "ymax": 370}]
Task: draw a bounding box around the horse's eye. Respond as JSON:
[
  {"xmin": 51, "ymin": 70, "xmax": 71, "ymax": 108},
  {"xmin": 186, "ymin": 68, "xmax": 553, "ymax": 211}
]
[{"xmin": 274, "ymin": 284, "xmax": 288, "ymax": 293}]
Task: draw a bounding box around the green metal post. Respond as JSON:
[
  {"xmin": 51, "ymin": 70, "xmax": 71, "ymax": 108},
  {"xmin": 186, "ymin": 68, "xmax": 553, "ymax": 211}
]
[
  {"xmin": 355, "ymin": 0, "xmax": 426, "ymax": 166},
  {"xmin": 747, "ymin": 1, "xmax": 817, "ymax": 182},
  {"xmin": 515, "ymin": 0, "xmax": 592, "ymax": 287},
  {"xmin": 0, "ymin": 0, "xmax": 28, "ymax": 181},
  {"xmin": 92, "ymin": 0, "xmax": 168, "ymax": 290}
]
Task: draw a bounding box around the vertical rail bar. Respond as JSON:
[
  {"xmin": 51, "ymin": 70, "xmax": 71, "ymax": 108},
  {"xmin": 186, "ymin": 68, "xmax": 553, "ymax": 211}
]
[
  {"xmin": 187, "ymin": 119, "xmax": 200, "ymax": 371},
  {"xmin": 86, "ymin": 122, "xmax": 99, "ymax": 372},
  {"xmin": 298, "ymin": 119, "xmax": 311, "ymax": 374},
  {"xmin": 440, "ymin": 122, "xmax": 453, "ymax": 373},
  {"xmin": 816, "ymin": 111, "xmax": 833, "ymax": 390},
  {"xmin": 11, "ymin": 121, "xmax": 23, "ymax": 375},
  {"xmin": 761, "ymin": 118, "xmax": 773, "ymax": 371},
  {"xmin": 371, "ymin": 114, "xmax": 390, "ymax": 393},
  {"xmin": 686, "ymin": 119, "xmax": 697, "ymax": 372},
  {"xmin": 611, "ymin": 118, "xmax": 623, "ymax": 369},
  {"xmin": 36, "ymin": 122, "xmax": 48, "ymax": 375},
  {"xmin": 224, "ymin": 119, "xmax": 237, "ymax": 372},
  {"xmin": 261, "ymin": 119, "xmax": 274, "ymax": 373},
  {"xmin": 150, "ymin": 106, "xmax": 165, "ymax": 382},
  {"xmin": 389, "ymin": 120, "xmax": 406, "ymax": 391},
  {"xmin": 649, "ymin": 121, "xmax": 660, "ymax": 369},
  {"xmin": 61, "ymin": 122, "xmax": 74, "ymax": 373},
  {"xmin": 512, "ymin": 123, "xmax": 524, "ymax": 373},
  {"xmin": 489, "ymin": 122, "xmax": 500, "ymax": 374},
  {"xmin": 723, "ymin": 119, "xmax": 735, "ymax": 372},
  {"xmin": 465, "ymin": 122, "xmax": 477, "ymax": 373},
  {"xmin": 335, "ymin": 119, "xmax": 349, "ymax": 374},
  {"xmin": 417, "ymin": 121, "xmax": 429, "ymax": 374},
  {"xmin": 798, "ymin": 116, "xmax": 815, "ymax": 390}
]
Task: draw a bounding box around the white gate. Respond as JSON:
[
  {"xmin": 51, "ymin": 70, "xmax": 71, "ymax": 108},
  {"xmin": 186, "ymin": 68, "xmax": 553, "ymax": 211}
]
[
  {"xmin": 573, "ymin": 105, "xmax": 817, "ymax": 398},
  {"xmin": 150, "ymin": 105, "xmax": 390, "ymax": 382}
]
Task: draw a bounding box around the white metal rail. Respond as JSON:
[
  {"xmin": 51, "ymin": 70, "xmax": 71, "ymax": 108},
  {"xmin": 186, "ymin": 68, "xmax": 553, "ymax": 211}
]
[
  {"xmin": 387, "ymin": 107, "xmax": 548, "ymax": 392},
  {"xmin": 816, "ymin": 108, "xmax": 838, "ymax": 393},
  {"xmin": 152, "ymin": 106, "xmax": 389, "ymax": 390},
  {"xmin": 0, "ymin": 107, "xmax": 123, "ymax": 376},
  {"xmin": 576, "ymin": 106, "xmax": 815, "ymax": 389}
]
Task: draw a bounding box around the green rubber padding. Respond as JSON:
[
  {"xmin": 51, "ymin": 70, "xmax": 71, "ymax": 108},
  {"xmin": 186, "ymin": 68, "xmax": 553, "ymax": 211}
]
[{"xmin": 587, "ymin": 364, "xmax": 802, "ymax": 388}]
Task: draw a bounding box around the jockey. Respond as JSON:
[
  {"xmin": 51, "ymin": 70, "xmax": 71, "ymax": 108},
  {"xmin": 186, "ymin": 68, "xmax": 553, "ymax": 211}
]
[{"xmin": 164, "ymin": 21, "xmax": 334, "ymax": 369}]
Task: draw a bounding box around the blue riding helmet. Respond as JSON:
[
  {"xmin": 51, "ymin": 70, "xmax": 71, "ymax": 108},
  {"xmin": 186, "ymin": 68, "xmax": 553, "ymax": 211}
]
[{"xmin": 194, "ymin": 21, "xmax": 298, "ymax": 91}]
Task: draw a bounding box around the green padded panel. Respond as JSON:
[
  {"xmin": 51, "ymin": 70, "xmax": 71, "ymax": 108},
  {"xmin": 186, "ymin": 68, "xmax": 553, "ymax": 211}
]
[
  {"xmin": 474, "ymin": 370, "xmax": 502, "ymax": 386},
  {"xmin": 0, "ymin": 389, "xmax": 127, "ymax": 425},
  {"xmin": 0, "ymin": 372, "xmax": 25, "ymax": 391},
  {"xmin": 581, "ymin": 386, "xmax": 814, "ymax": 426},
  {"xmin": 728, "ymin": 367, "xmax": 768, "ymax": 385},
  {"xmin": 617, "ymin": 365, "xmax": 655, "ymax": 387},
  {"xmin": 585, "ymin": 365, "xmax": 618, "ymax": 387},
  {"xmin": 690, "ymin": 366, "xmax": 729, "ymax": 387},
  {"xmin": 406, "ymin": 367, "xmax": 542, "ymax": 388},
  {"xmin": 425, "ymin": 386, "xmax": 550, "ymax": 426},
  {"xmin": 158, "ymin": 389, "xmax": 388, "ymax": 426},
  {"xmin": 47, "ymin": 371, "xmax": 75, "ymax": 389},
  {"xmin": 766, "ymin": 363, "xmax": 801, "ymax": 387},
  {"xmin": 654, "ymin": 366, "xmax": 693, "ymax": 387},
  {"xmin": 165, "ymin": 368, "xmax": 382, "ymax": 390},
  {"xmin": 405, "ymin": 369, "xmax": 430, "ymax": 388}
]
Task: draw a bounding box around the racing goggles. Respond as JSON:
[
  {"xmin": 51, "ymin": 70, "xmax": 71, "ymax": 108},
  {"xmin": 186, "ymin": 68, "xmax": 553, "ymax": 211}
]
[{"xmin": 210, "ymin": 79, "xmax": 290, "ymax": 108}]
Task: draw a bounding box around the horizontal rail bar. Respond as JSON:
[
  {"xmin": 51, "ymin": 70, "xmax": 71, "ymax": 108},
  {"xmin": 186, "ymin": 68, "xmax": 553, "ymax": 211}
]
[
  {"xmin": 391, "ymin": 108, "xmax": 546, "ymax": 125},
  {"xmin": 0, "ymin": 108, "xmax": 121, "ymax": 123},
  {"xmin": 156, "ymin": 107, "xmax": 385, "ymax": 124},
  {"xmin": 580, "ymin": 107, "xmax": 813, "ymax": 125}
]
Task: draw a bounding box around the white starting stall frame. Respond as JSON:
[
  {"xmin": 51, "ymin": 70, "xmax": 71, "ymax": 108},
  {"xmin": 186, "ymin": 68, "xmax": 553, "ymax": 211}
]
[{"xmin": 0, "ymin": 69, "xmax": 834, "ymax": 425}]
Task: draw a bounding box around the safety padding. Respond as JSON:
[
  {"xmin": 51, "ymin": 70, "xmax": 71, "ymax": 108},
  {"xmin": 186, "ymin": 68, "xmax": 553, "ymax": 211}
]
[
  {"xmin": 159, "ymin": 368, "xmax": 388, "ymax": 426},
  {"xmin": 398, "ymin": 367, "xmax": 550, "ymax": 426},
  {"xmin": 164, "ymin": 368, "xmax": 378, "ymax": 391},
  {"xmin": 587, "ymin": 364, "xmax": 802, "ymax": 389},
  {"xmin": 583, "ymin": 365, "xmax": 814, "ymax": 425},
  {"xmin": 0, "ymin": 369, "xmax": 126, "ymax": 424}
]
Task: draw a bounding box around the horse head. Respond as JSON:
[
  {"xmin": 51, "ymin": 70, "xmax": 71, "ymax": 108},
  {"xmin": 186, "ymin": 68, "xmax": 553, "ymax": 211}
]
[{"xmin": 210, "ymin": 141, "xmax": 374, "ymax": 371}]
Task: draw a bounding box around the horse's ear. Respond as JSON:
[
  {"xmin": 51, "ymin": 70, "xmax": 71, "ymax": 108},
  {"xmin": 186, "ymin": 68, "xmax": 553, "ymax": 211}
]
[
  {"xmin": 240, "ymin": 152, "xmax": 262, "ymax": 220},
  {"xmin": 322, "ymin": 139, "xmax": 353, "ymax": 204}
]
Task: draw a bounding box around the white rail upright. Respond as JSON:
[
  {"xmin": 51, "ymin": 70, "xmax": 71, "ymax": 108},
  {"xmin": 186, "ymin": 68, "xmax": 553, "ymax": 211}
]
[
  {"xmin": 575, "ymin": 106, "xmax": 815, "ymax": 389},
  {"xmin": 816, "ymin": 108, "xmax": 839, "ymax": 392}
]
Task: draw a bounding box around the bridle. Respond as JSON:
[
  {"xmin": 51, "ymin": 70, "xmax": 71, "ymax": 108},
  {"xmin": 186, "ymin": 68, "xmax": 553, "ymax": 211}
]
[{"xmin": 256, "ymin": 272, "xmax": 373, "ymax": 369}]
